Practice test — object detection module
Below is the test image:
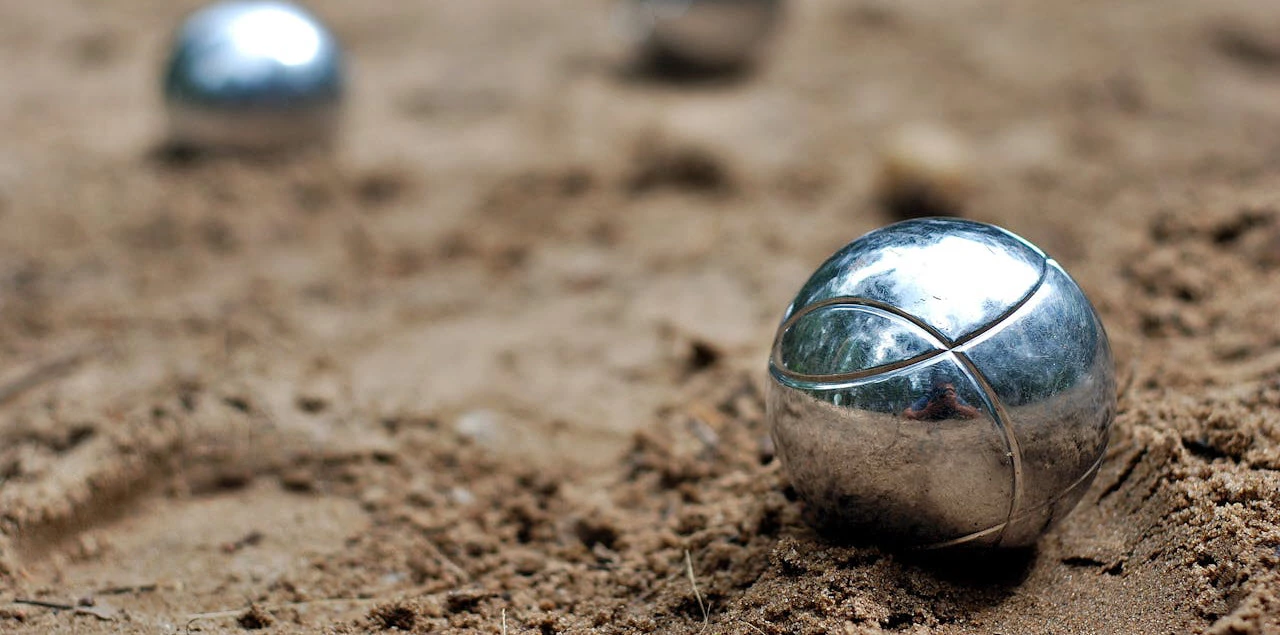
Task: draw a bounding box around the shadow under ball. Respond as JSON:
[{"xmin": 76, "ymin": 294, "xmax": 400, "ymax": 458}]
[
  {"xmin": 767, "ymin": 218, "xmax": 1116, "ymax": 549},
  {"xmin": 162, "ymin": 1, "xmax": 344, "ymax": 152},
  {"xmin": 629, "ymin": 0, "xmax": 782, "ymax": 71}
]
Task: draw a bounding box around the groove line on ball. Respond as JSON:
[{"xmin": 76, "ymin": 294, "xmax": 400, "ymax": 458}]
[
  {"xmin": 771, "ymin": 258, "xmax": 1048, "ymax": 387},
  {"xmin": 920, "ymin": 450, "xmax": 1106, "ymax": 550},
  {"xmin": 770, "ymin": 297, "xmax": 950, "ymax": 385},
  {"xmin": 778, "ymin": 295, "xmax": 951, "ymax": 345},
  {"xmin": 922, "ymin": 521, "xmax": 1008, "ymax": 550},
  {"xmin": 949, "ymin": 256, "xmax": 1050, "ymax": 349},
  {"xmin": 953, "ymin": 353, "xmax": 1025, "ymax": 547},
  {"xmin": 769, "ymin": 348, "xmax": 948, "ymax": 389}
]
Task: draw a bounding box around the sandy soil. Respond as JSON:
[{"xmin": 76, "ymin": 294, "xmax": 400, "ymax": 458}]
[{"xmin": 2, "ymin": 0, "xmax": 1280, "ymax": 633}]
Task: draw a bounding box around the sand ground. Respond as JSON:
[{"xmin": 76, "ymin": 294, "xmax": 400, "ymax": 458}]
[{"xmin": 1, "ymin": 0, "xmax": 1279, "ymax": 633}]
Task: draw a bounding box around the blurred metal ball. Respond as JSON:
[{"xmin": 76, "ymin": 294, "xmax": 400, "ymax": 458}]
[
  {"xmin": 767, "ymin": 218, "xmax": 1115, "ymax": 549},
  {"xmin": 875, "ymin": 123, "xmax": 975, "ymax": 219},
  {"xmin": 627, "ymin": 0, "xmax": 782, "ymax": 71},
  {"xmin": 163, "ymin": 1, "xmax": 344, "ymax": 151}
]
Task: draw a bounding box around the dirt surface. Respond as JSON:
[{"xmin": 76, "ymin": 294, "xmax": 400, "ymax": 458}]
[{"xmin": 2, "ymin": 0, "xmax": 1280, "ymax": 633}]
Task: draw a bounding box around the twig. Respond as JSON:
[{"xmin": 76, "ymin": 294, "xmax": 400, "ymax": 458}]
[
  {"xmin": 686, "ymin": 417, "xmax": 721, "ymax": 454},
  {"xmin": 1115, "ymin": 359, "xmax": 1139, "ymax": 411},
  {"xmin": 684, "ymin": 549, "xmax": 708, "ymax": 626},
  {"xmin": 220, "ymin": 530, "xmax": 264, "ymax": 554},
  {"xmin": 1219, "ymin": 346, "xmax": 1280, "ymax": 384},
  {"xmin": 0, "ymin": 348, "xmax": 95, "ymax": 406},
  {"xmin": 75, "ymin": 604, "xmax": 119, "ymax": 621},
  {"xmin": 424, "ymin": 538, "xmax": 470, "ymax": 581},
  {"xmin": 185, "ymin": 597, "xmax": 378, "ymax": 629},
  {"xmin": 742, "ymin": 621, "xmax": 768, "ymax": 635},
  {"xmin": 502, "ymin": 607, "xmax": 508, "ymax": 635},
  {"xmin": 95, "ymin": 583, "xmax": 158, "ymax": 596},
  {"xmin": 634, "ymin": 569, "xmax": 684, "ymax": 604},
  {"xmin": 185, "ymin": 608, "xmax": 246, "ymax": 621},
  {"xmin": 14, "ymin": 598, "xmax": 74, "ymax": 610},
  {"xmin": 12, "ymin": 598, "xmax": 117, "ymax": 621}
]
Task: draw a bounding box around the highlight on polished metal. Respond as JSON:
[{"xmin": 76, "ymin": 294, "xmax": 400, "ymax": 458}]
[
  {"xmin": 162, "ymin": 1, "xmax": 344, "ymax": 151},
  {"xmin": 622, "ymin": 0, "xmax": 783, "ymax": 71},
  {"xmin": 767, "ymin": 218, "xmax": 1115, "ymax": 549}
]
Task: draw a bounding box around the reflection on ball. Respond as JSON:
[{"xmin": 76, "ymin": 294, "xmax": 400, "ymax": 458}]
[
  {"xmin": 767, "ymin": 218, "xmax": 1115, "ymax": 549},
  {"xmin": 627, "ymin": 0, "xmax": 782, "ymax": 71},
  {"xmin": 162, "ymin": 1, "xmax": 344, "ymax": 151}
]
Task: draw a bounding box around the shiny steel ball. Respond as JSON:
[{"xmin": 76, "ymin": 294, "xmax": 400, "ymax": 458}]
[
  {"xmin": 162, "ymin": 1, "xmax": 344, "ymax": 151},
  {"xmin": 626, "ymin": 0, "xmax": 782, "ymax": 71},
  {"xmin": 767, "ymin": 218, "xmax": 1115, "ymax": 549}
]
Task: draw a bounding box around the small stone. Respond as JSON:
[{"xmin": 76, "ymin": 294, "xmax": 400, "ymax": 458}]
[{"xmin": 455, "ymin": 410, "xmax": 505, "ymax": 448}]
